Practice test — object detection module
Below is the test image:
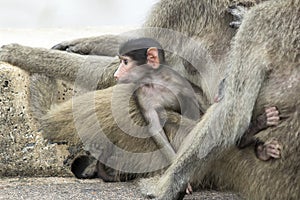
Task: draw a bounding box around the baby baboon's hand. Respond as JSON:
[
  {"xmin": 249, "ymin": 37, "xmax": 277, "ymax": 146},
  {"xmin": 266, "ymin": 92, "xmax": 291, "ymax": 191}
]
[
  {"xmin": 256, "ymin": 138, "xmax": 282, "ymax": 161},
  {"xmin": 265, "ymin": 106, "xmax": 280, "ymax": 126},
  {"xmin": 256, "ymin": 106, "xmax": 280, "ymax": 131}
]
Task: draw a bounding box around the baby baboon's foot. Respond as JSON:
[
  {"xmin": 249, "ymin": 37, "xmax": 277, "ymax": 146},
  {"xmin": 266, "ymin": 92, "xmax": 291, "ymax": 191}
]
[{"xmin": 256, "ymin": 138, "xmax": 282, "ymax": 161}]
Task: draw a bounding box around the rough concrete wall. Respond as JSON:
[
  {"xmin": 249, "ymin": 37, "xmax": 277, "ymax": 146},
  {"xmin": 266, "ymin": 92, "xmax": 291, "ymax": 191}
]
[{"xmin": 0, "ymin": 62, "xmax": 72, "ymax": 177}]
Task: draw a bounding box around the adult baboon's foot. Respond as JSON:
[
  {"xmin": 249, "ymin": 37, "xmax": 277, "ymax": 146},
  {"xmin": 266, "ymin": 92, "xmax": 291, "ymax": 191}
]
[
  {"xmin": 256, "ymin": 138, "xmax": 282, "ymax": 161},
  {"xmin": 139, "ymin": 176, "xmax": 161, "ymax": 199},
  {"xmin": 139, "ymin": 174, "xmax": 187, "ymax": 200}
]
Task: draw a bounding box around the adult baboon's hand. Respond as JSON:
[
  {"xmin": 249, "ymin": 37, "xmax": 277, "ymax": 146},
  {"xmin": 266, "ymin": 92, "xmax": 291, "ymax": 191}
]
[{"xmin": 51, "ymin": 35, "xmax": 127, "ymax": 57}]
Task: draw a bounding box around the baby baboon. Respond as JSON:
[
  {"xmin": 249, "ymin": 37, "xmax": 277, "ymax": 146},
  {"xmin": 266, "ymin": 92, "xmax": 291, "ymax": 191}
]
[{"xmin": 115, "ymin": 38, "xmax": 199, "ymax": 160}]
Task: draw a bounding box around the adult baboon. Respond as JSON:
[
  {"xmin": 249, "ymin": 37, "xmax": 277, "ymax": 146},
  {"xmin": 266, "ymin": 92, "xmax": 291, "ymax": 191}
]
[{"xmin": 140, "ymin": 0, "xmax": 300, "ymax": 199}]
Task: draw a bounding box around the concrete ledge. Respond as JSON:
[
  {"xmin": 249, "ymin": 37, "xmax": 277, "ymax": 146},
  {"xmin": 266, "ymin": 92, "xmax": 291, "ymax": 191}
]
[{"xmin": 0, "ymin": 62, "xmax": 72, "ymax": 177}]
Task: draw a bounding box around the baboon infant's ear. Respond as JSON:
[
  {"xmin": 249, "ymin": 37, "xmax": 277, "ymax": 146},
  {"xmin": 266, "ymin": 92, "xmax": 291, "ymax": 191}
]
[{"xmin": 147, "ymin": 47, "xmax": 160, "ymax": 69}]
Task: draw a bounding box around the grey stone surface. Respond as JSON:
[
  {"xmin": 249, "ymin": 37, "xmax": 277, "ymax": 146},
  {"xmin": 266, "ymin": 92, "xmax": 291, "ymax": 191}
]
[
  {"xmin": 0, "ymin": 62, "xmax": 71, "ymax": 177},
  {"xmin": 0, "ymin": 177, "xmax": 243, "ymax": 200}
]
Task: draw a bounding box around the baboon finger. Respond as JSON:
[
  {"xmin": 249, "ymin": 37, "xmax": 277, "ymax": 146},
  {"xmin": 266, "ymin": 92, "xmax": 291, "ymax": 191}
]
[{"xmin": 266, "ymin": 116, "xmax": 280, "ymax": 126}]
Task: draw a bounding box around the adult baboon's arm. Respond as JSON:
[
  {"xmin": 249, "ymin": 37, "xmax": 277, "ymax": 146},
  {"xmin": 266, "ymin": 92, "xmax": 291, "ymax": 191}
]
[{"xmin": 0, "ymin": 44, "xmax": 118, "ymax": 89}]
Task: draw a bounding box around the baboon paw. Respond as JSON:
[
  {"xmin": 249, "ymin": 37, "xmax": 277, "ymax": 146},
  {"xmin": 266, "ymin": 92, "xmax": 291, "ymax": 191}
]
[
  {"xmin": 51, "ymin": 43, "xmax": 70, "ymax": 51},
  {"xmin": 265, "ymin": 106, "xmax": 280, "ymax": 126},
  {"xmin": 257, "ymin": 138, "xmax": 282, "ymax": 161},
  {"xmin": 138, "ymin": 177, "xmax": 160, "ymax": 199},
  {"xmin": 51, "ymin": 41, "xmax": 89, "ymax": 55},
  {"xmin": 265, "ymin": 138, "xmax": 282, "ymax": 159},
  {"xmin": 227, "ymin": 4, "xmax": 248, "ymax": 28}
]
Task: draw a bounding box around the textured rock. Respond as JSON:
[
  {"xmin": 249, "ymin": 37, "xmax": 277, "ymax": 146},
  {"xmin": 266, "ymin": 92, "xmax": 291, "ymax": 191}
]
[{"xmin": 0, "ymin": 62, "xmax": 72, "ymax": 177}]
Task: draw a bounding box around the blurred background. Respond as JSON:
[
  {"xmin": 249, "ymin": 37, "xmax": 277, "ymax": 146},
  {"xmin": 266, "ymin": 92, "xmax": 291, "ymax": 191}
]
[
  {"xmin": 0, "ymin": 0, "xmax": 158, "ymax": 28},
  {"xmin": 0, "ymin": 0, "xmax": 158, "ymax": 47}
]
